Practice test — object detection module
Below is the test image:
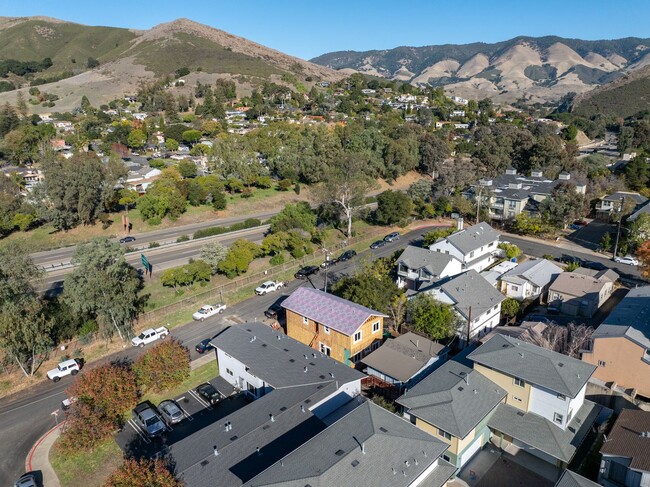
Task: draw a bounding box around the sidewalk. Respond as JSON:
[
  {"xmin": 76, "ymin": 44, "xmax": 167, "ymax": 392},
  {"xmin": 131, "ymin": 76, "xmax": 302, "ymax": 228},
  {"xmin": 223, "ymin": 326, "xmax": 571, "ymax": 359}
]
[
  {"xmin": 26, "ymin": 422, "xmax": 64, "ymax": 487},
  {"xmin": 501, "ymin": 230, "xmax": 605, "ymax": 259}
]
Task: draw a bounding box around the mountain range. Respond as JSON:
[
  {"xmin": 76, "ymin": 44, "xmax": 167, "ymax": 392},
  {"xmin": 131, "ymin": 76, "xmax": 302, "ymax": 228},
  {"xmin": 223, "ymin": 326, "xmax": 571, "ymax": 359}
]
[{"xmin": 311, "ymin": 36, "xmax": 650, "ymax": 103}]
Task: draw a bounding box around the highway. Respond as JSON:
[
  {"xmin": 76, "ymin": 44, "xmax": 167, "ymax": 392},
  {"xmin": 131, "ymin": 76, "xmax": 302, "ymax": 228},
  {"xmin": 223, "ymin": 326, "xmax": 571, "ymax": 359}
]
[{"xmin": 1, "ymin": 226, "xmax": 645, "ymax": 485}]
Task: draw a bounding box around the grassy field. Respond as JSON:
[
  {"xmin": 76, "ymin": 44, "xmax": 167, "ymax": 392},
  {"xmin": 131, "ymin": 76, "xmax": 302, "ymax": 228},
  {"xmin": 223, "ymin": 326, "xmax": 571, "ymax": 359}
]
[{"xmin": 50, "ymin": 360, "xmax": 219, "ymax": 487}]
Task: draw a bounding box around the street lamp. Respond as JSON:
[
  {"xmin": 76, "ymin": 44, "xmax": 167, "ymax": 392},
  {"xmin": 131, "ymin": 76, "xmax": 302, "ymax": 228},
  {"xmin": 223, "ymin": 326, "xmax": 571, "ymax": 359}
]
[{"xmin": 613, "ymin": 196, "xmax": 625, "ymax": 259}]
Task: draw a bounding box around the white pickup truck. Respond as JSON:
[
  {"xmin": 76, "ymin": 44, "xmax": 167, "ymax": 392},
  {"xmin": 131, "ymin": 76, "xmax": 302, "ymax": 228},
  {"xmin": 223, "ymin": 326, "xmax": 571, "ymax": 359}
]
[
  {"xmin": 255, "ymin": 280, "xmax": 285, "ymax": 295},
  {"xmin": 47, "ymin": 359, "xmax": 81, "ymax": 382},
  {"xmin": 131, "ymin": 326, "xmax": 169, "ymax": 348},
  {"xmin": 193, "ymin": 303, "xmax": 226, "ymax": 321}
]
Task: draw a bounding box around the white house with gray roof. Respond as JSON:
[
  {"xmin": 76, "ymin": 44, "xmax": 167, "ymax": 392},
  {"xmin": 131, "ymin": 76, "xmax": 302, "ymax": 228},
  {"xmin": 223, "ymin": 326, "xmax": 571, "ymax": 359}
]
[
  {"xmin": 396, "ymin": 245, "xmax": 462, "ymax": 293},
  {"xmin": 500, "ymin": 258, "xmax": 563, "ymax": 301},
  {"xmin": 428, "ymin": 222, "xmax": 501, "ymax": 273}
]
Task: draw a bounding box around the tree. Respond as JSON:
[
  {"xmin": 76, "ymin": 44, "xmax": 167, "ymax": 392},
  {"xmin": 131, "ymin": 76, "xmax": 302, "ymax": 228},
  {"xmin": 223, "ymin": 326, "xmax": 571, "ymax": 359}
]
[
  {"xmin": 628, "ymin": 213, "xmax": 650, "ymax": 248},
  {"xmin": 637, "ymin": 240, "xmax": 650, "ymax": 279},
  {"xmin": 118, "ymin": 188, "xmax": 139, "ymax": 216},
  {"xmin": 105, "ymin": 458, "xmax": 181, "ymax": 487},
  {"xmin": 388, "ymin": 293, "xmax": 407, "ymax": 333},
  {"xmin": 133, "ymin": 338, "xmax": 190, "ymax": 392},
  {"xmin": 600, "ymin": 232, "xmax": 613, "ymax": 252},
  {"xmin": 422, "ymin": 227, "xmax": 454, "ymax": 247},
  {"xmin": 200, "ymin": 242, "xmax": 228, "ymax": 274},
  {"xmin": 624, "ymin": 155, "xmax": 649, "ymax": 191},
  {"xmin": 269, "ymin": 202, "xmax": 316, "ymax": 234},
  {"xmin": 374, "ymin": 190, "xmax": 413, "ymax": 225},
  {"xmin": 315, "ymin": 154, "xmax": 375, "ymax": 238},
  {"xmin": 127, "ymin": 129, "xmax": 147, "ymax": 149},
  {"xmin": 86, "ymin": 57, "xmax": 100, "ymax": 69},
  {"xmin": 406, "ymin": 179, "xmax": 433, "ymax": 203},
  {"xmin": 165, "ymin": 138, "xmax": 179, "ymax": 151},
  {"xmin": 217, "ymin": 239, "xmax": 261, "ymax": 278},
  {"xmin": 419, "ymin": 133, "xmax": 450, "ymax": 179},
  {"xmin": 407, "ymin": 293, "xmax": 456, "ymax": 340},
  {"xmin": 512, "ymin": 213, "xmax": 548, "ymax": 236},
  {"xmin": 138, "ymin": 178, "xmax": 187, "ymax": 222},
  {"xmin": 182, "ymin": 129, "xmax": 202, "ymax": 145},
  {"xmin": 501, "ymin": 298, "xmax": 520, "ymax": 319},
  {"xmin": 63, "ymin": 238, "xmax": 142, "ymax": 341},
  {"xmin": 499, "ymin": 243, "xmax": 521, "ymax": 260},
  {"xmin": 542, "ymin": 182, "xmax": 585, "ymax": 229},
  {"xmin": 177, "ymin": 160, "xmax": 198, "ymax": 179},
  {"xmin": 261, "ymin": 231, "xmax": 289, "ymax": 256}
]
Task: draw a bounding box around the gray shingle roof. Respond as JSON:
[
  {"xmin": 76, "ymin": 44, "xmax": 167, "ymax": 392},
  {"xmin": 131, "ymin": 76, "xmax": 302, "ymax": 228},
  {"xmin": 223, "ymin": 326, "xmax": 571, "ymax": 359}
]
[
  {"xmin": 628, "ymin": 200, "xmax": 650, "ymax": 221},
  {"xmin": 600, "ymin": 409, "xmax": 650, "ymax": 471},
  {"xmin": 210, "ymin": 324, "xmax": 363, "ymax": 389},
  {"xmin": 281, "ymin": 287, "xmax": 387, "ymax": 336},
  {"xmin": 397, "ymin": 245, "xmax": 456, "ymax": 278},
  {"xmin": 397, "ymin": 360, "xmax": 506, "ymax": 438},
  {"xmin": 442, "ymin": 222, "xmax": 500, "ymax": 254},
  {"xmin": 361, "ymin": 332, "xmax": 447, "ymax": 383},
  {"xmin": 488, "ymin": 400, "xmax": 601, "ymax": 463},
  {"xmin": 468, "ymin": 334, "xmax": 596, "ymax": 397},
  {"xmin": 555, "ymin": 471, "xmax": 601, "ymax": 487},
  {"xmin": 601, "ymin": 191, "xmax": 648, "ymax": 205},
  {"xmin": 501, "ymin": 259, "xmax": 563, "ymax": 288},
  {"xmin": 593, "ymin": 286, "xmax": 650, "ymax": 349},
  {"xmin": 548, "ymin": 272, "xmax": 611, "ymax": 298},
  {"xmin": 573, "ymin": 267, "xmax": 619, "ymax": 282},
  {"xmin": 244, "ymin": 401, "xmax": 455, "ymax": 487},
  {"xmin": 437, "ymin": 270, "xmax": 506, "ymax": 319}
]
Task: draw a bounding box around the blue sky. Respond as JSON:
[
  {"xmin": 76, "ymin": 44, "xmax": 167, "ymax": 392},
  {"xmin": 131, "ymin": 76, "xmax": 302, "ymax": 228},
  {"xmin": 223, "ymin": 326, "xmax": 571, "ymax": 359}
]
[{"xmin": 1, "ymin": 0, "xmax": 649, "ymax": 59}]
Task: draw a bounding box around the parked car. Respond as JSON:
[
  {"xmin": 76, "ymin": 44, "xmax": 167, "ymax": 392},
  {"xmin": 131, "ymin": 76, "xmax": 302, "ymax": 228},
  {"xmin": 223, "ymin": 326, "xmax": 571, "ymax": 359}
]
[
  {"xmin": 61, "ymin": 396, "xmax": 77, "ymax": 411},
  {"xmin": 370, "ymin": 240, "xmax": 386, "ymax": 249},
  {"xmin": 192, "ymin": 303, "xmax": 226, "ymax": 321},
  {"xmin": 195, "ymin": 338, "xmax": 214, "ymax": 354},
  {"xmin": 13, "ymin": 474, "xmax": 36, "ymax": 487},
  {"xmin": 196, "ymin": 382, "xmax": 222, "ymax": 405},
  {"xmin": 133, "ymin": 402, "xmax": 166, "ymax": 437},
  {"xmin": 158, "ymin": 399, "xmax": 184, "ymax": 425},
  {"xmin": 119, "ymin": 236, "xmax": 136, "ymax": 244},
  {"xmin": 265, "ymin": 296, "xmax": 288, "ymax": 320},
  {"xmin": 338, "ymin": 250, "xmax": 357, "ymax": 261},
  {"xmin": 131, "ymin": 326, "xmax": 169, "ymax": 348},
  {"xmin": 255, "ymin": 280, "xmax": 284, "ymax": 295},
  {"xmin": 295, "ymin": 265, "xmax": 319, "ymax": 279},
  {"xmin": 384, "ymin": 232, "xmax": 400, "ymax": 242},
  {"xmin": 614, "ymin": 255, "xmax": 638, "ymax": 266},
  {"xmin": 47, "ymin": 358, "xmax": 81, "ymax": 382},
  {"xmin": 320, "ymin": 257, "xmax": 338, "ymax": 269}
]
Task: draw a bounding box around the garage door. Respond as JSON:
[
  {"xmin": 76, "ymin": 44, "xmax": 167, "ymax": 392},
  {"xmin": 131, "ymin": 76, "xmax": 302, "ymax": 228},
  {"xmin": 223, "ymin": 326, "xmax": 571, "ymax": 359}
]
[{"xmin": 460, "ymin": 433, "xmax": 484, "ymax": 467}]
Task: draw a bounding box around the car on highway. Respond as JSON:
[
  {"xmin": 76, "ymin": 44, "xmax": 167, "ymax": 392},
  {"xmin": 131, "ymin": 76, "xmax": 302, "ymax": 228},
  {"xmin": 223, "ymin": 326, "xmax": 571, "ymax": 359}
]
[
  {"xmin": 370, "ymin": 240, "xmax": 386, "ymax": 249},
  {"xmin": 196, "ymin": 382, "xmax": 222, "ymax": 405},
  {"xmin": 119, "ymin": 236, "xmax": 136, "ymax": 244},
  {"xmin": 614, "ymin": 255, "xmax": 638, "ymax": 266},
  {"xmin": 133, "ymin": 402, "xmax": 166, "ymax": 437},
  {"xmin": 295, "ymin": 265, "xmax": 319, "ymax": 279},
  {"xmin": 338, "ymin": 250, "xmax": 357, "ymax": 262},
  {"xmin": 13, "ymin": 474, "xmax": 36, "ymax": 487},
  {"xmin": 384, "ymin": 232, "xmax": 400, "ymax": 242},
  {"xmin": 158, "ymin": 399, "xmax": 184, "ymax": 426},
  {"xmin": 47, "ymin": 358, "xmax": 81, "ymax": 382},
  {"xmin": 195, "ymin": 338, "xmax": 214, "ymax": 354}
]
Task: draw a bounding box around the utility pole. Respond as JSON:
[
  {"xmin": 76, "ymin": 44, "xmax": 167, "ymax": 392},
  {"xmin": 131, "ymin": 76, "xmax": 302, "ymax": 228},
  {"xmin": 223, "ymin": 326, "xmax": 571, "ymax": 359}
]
[{"xmin": 613, "ymin": 196, "xmax": 625, "ymax": 259}]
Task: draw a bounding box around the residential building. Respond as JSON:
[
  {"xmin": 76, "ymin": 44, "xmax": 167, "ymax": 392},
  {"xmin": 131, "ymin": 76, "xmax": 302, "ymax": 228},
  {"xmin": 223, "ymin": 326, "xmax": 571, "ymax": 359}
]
[
  {"xmin": 468, "ymin": 334, "xmax": 601, "ymax": 468},
  {"xmin": 243, "ymin": 401, "xmax": 457, "ymax": 487},
  {"xmin": 555, "ymin": 470, "xmax": 601, "ymax": 487},
  {"xmin": 428, "ymin": 221, "xmax": 501, "ymax": 273},
  {"xmin": 480, "ymin": 260, "xmax": 518, "ymax": 288},
  {"xmin": 430, "ymin": 270, "xmax": 506, "ymax": 341},
  {"xmin": 595, "ymin": 191, "xmax": 648, "ymax": 221},
  {"xmin": 361, "ymin": 332, "xmax": 448, "ymax": 392},
  {"xmin": 398, "ymin": 361, "xmax": 507, "ymax": 469},
  {"xmin": 599, "ymin": 409, "xmax": 650, "ymax": 487},
  {"xmin": 396, "ymin": 245, "xmax": 462, "ymax": 293},
  {"xmin": 465, "ymin": 168, "xmax": 587, "ymax": 220},
  {"xmin": 548, "ymin": 269, "xmax": 618, "ymax": 318},
  {"xmin": 499, "ymin": 258, "xmax": 563, "ymax": 301},
  {"xmin": 582, "ymin": 286, "xmax": 650, "ymax": 398},
  {"xmin": 281, "ymin": 287, "xmax": 387, "ymax": 366}
]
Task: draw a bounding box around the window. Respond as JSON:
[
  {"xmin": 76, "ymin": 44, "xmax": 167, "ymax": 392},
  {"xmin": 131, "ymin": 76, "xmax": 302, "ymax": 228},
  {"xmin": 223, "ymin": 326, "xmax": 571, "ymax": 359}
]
[
  {"xmin": 557, "ymin": 394, "xmax": 566, "ymax": 401},
  {"xmin": 353, "ymin": 331, "xmax": 362, "ymax": 343},
  {"xmin": 302, "ymin": 316, "xmax": 309, "ymax": 325},
  {"xmin": 372, "ymin": 321, "xmax": 380, "ymax": 333},
  {"xmin": 493, "ymin": 305, "xmax": 498, "ymax": 311},
  {"xmin": 469, "ymin": 251, "xmax": 475, "ymax": 258},
  {"xmin": 513, "ymin": 377, "xmax": 525, "ymax": 387},
  {"xmin": 323, "ymin": 325, "xmax": 330, "ymax": 334},
  {"xmin": 553, "ymin": 412, "xmax": 564, "ymax": 425},
  {"xmin": 511, "ymin": 285, "xmax": 519, "ymax": 292},
  {"xmin": 513, "ymin": 396, "xmax": 522, "ymax": 402},
  {"xmin": 438, "ymin": 429, "xmax": 452, "ymax": 440},
  {"xmin": 442, "ymin": 454, "xmax": 451, "ymax": 462},
  {"xmin": 226, "ymin": 368, "xmax": 233, "ymax": 376},
  {"xmin": 319, "ymin": 343, "xmax": 331, "ymax": 356}
]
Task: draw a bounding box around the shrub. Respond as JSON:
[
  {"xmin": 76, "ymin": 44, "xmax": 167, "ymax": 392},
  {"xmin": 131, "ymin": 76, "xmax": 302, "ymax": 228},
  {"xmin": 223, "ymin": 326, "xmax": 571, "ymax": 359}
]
[
  {"xmin": 148, "ymin": 241, "xmax": 160, "ymax": 248},
  {"xmin": 217, "ymin": 239, "xmax": 261, "ymax": 278},
  {"xmin": 149, "ymin": 159, "xmax": 166, "ymax": 169},
  {"xmin": 105, "ymin": 458, "xmax": 181, "ymax": 487},
  {"xmin": 176, "ymin": 235, "xmax": 190, "ymax": 243},
  {"xmin": 499, "ymin": 243, "xmax": 521, "ymax": 260},
  {"xmin": 193, "ymin": 226, "xmax": 228, "ymax": 239},
  {"xmin": 133, "ymin": 339, "xmax": 190, "ymax": 393},
  {"xmin": 422, "ymin": 227, "xmax": 454, "ymax": 246},
  {"xmin": 148, "ymin": 217, "xmax": 162, "ymax": 226},
  {"xmin": 277, "ymin": 178, "xmax": 293, "ymax": 191},
  {"xmin": 241, "ymin": 187, "xmax": 253, "ymax": 198},
  {"xmin": 269, "ymin": 253, "xmax": 285, "ymax": 266}
]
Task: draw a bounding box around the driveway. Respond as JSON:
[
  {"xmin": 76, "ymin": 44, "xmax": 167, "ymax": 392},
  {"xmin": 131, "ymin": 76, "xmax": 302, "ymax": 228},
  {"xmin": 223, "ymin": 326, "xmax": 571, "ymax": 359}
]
[
  {"xmin": 458, "ymin": 447, "xmax": 554, "ymax": 487},
  {"xmin": 565, "ymin": 221, "xmax": 613, "ymax": 251}
]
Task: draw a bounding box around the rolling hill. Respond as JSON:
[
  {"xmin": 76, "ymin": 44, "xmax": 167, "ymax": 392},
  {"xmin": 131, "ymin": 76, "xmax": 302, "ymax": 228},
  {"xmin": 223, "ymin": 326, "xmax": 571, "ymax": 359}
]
[
  {"xmin": 311, "ymin": 36, "xmax": 650, "ymax": 103},
  {"xmin": 0, "ymin": 17, "xmax": 344, "ymax": 112}
]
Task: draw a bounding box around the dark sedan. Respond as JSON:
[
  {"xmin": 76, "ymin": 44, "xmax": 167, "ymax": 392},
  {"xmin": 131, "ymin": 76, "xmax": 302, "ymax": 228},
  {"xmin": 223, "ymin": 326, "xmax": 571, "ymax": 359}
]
[
  {"xmin": 119, "ymin": 236, "xmax": 136, "ymax": 244},
  {"xmin": 370, "ymin": 240, "xmax": 386, "ymax": 249},
  {"xmin": 195, "ymin": 339, "xmax": 214, "ymax": 354},
  {"xmin": 295, "ymin": 265, "xmax": 319, "ymax": 279},
  {"xmin": 338, "ymin": 250, "xmax": 357, "ymax": 261}
]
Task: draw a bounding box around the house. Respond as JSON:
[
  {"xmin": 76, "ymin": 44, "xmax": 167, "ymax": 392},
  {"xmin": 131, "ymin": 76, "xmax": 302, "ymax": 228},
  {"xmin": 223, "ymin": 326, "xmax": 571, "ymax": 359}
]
[
  {"xmin": 480, "ymin": 260, "xmax": 518, "ymax": 288},
  {"xmin": 581, "ymin": 286, "xmax": 650, "ymax": 398},
  {"xmin": 281, "ymin": 287, "xmax": 387, "ymax": 366},
  {"xmin": 430, "ymin": 270, "xmax": 506, "ymax": 342},
  {"xmin": 397, "ymin": 360, "xmax": 507, "ymax": 469},
  {"xmin": 555, "ymin": 470, "xmax": 601, "ymax": 487},
  {"xmin": 361, "ymin": 332, "xmax": 448, "ymax": 392},
  {"xmin": 243, "ymin": 401, "xmax": 457, "ymax": 487},
  {"xmin": 465, "ymin": 168, "xmax": 587, "ymax": 220},
  {"xmin": 547, "ymin": 269, "xmax": 618, "ymax": 317},
  {"xmin": 428, "ymin": 221, "xmax": 501, "ymax": 273},
  {"xmin": 396, "ymin": 245, "xmax": 462, "ymax": 293},
  {"xmin": 468, "ymin": 334, "xmax": 601, "ymax": 468},
  {"xmin": 599, "ymin": 409, "xmax": 650, "ymax": 487},
  {"xmin": 499, "ymin": 259, "xmax": 564, "ymax": 301},
  {"xmin": 596, "ymin": 191, "xmax": 648, "ymax": 221}
]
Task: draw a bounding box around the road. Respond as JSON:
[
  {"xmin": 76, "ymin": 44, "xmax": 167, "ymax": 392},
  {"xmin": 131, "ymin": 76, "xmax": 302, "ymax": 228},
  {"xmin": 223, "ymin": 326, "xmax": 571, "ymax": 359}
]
[{"xmin": 1, "ymin": 226, "xmax": 644, "ymax": 484}]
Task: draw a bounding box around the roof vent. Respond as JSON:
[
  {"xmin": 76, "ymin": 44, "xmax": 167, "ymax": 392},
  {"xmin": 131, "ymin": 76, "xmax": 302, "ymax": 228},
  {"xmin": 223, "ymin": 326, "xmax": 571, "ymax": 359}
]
[
  {"xmin": 300, "ymin": 404, "xmax": 305, "ymax": 413},
  {"xmin": 230, "ymin": 435, "xmax": 239, "ymax": 440},
  {"xmin": 280, "ymin": 406, "xmax": 287, "ymax": 412},
  {"xmin": 312, "ymin": 353, "xmax": 317, "ymax": 358},
  {"xmin": 517, "ymin": 411, "xmax": 525, "ymax": 417},
  {"xmin": 458, "ymin": 386, "xmax": 464, "ymax": 391},
  {"xmin": 519, "ymin": 352, "xmax": 524, "ymax": 358},
  {"xmin": 262, "ymin": 343, "xmax": 267, "ymax": 347},
  {"xmin": 392, "ymin": 468, "xmax": 396, "ymax": 475},
  {"xmin": 256, "ymin": 447, "xmax": 261, "ymax": 456},
  {"xmin": 351, "ymin": 460, "xmax": 360, "ymax": 467},
  {"xmin": 250, "ymin": 336, "xmax": 256, "ymax": 343},
  {"xmin": 213, "ymin": 446, "xmax": 219, "ymax": 457},
  {"xmin": 329, "ymin": 372, "xmax": 335, "ymax": 378},
  {"xmin": 304, "ymin": 366, "xmax": 308, "ymax": 373},
  {"xmin": 473, "ymin": 389, "xmax": 478, "ymax": 394},
  {"xmin": 405, "ymin": 460, "xmax": 410, "ymax": 467},
  {"xmin": 289, "ymin": 359, "xmax": 295, "ymax": 363},
  {"xmin": 335, "ymin": 449, "xmax": 345, "ymax": 456},
  {"xmin": 283, "ymin": 348, "xmax": 289, "ymax": 352},
  {"xmin": 558, "ymin": 363, "xmax": 564, "ymax": 367},
  {"xmin": 304, "ymin": 354, "xmax": 308, "ymax": 359},
  {"xmin": 379, "ymin": 427, "xmax": 388, "ymax": 433},
  {"xmin": 269, "ymin": 413, "xmax": 275, "ymax": 422},
  {"xmin": 277, "ymin": 335, "xmax": 281, "ymax": 340},
  {"xmin": 201, "ymin": 459, "xmax": 210, "ymax": 466}
]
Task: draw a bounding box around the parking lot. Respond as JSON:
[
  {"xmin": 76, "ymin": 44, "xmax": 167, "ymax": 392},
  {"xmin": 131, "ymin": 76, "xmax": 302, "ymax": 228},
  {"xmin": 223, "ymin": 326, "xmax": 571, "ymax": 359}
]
[{"xmin": 115, "ymin": 379, "xmax": 250, "ymax": 458}]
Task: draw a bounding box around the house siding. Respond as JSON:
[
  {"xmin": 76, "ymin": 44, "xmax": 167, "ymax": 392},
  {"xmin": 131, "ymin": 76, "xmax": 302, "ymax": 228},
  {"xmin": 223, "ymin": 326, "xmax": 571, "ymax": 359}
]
[{"xmin": 473, "ymin": 363, "xmax": 532, "ymax": 411}]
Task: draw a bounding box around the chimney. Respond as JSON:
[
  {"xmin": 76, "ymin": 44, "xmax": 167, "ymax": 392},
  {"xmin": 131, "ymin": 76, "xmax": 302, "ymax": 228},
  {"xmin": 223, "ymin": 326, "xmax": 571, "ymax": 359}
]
[{"xmin": 457, "ymin": 218, "xmax": 464, "ymax": 231}]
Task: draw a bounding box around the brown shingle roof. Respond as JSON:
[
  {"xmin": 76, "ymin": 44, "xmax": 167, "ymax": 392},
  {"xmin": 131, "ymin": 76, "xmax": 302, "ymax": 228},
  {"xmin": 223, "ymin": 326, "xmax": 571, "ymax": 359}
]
[{"xmin": 600, "ymin": 409, "xmax": 650, "ymax": 471}]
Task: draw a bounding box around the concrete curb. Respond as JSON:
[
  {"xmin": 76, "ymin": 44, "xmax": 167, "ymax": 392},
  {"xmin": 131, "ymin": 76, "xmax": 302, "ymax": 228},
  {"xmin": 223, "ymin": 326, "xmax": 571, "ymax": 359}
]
[{"xmin": 26, "ymin": 421, "xmax": 64, "ymax": 487}]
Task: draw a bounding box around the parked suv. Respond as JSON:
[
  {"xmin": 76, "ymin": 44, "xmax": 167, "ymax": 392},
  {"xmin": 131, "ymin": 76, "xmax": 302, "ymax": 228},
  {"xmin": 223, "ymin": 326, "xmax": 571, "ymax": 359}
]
[
  {"xmin": 384, "ymin": 232, "xmax": 400, "ymax": 242},
  {"xmin": 338, "ymin": 250, "xmax": 357, "ymax": 261},
  {"xmin": 133, "ymin": 402, "xmax": 166, "ymax": 437},
  {"xmin": 47, "ymin": 359, "xmax": 81, "ymax": 382},
  {"xmin": 158, "ymin": 400, "xmax": 184, "ymax": 426},
  {"xmin": 295, "ymin": 265, "xmax": 319, "ymax": 279}
]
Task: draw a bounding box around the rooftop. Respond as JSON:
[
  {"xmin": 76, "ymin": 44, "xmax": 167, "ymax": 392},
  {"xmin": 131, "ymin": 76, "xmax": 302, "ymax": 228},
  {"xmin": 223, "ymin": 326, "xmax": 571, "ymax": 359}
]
[
  {"xmin": 592, "ymin": 286, "xmax": 650, "ymax": 349},
  {"xmin": 436, "ymin": 270, "xmax": 506, "ymax": 320},
  {"xmin": 601, "ymin": 191, "xmax": 648, "ymax": 205},
  {"xmin": 600, "ymin": 409, "xmax": 650, "ymax": 472},
  {"xmin": 468, "ymin": 334, "xmax": 596, "ymax": 398},
  {"xmin": 361, "ymin": 332, "xmax": 447, "ymax": 383},
  {"xmin": 434, "ymin": 222, "xmax": 500, "ymax": 255},
  {"xmin": 244, "ymin": 401, "xmax": 456, "ymax": 487},
  {"xmin": 572, "ymin": 267, "xmax": 619, "ymax": 282},
  {"xmin": 397, "ymin": 360, "xmax": 506, "ymax": 439},
  {"xmin": 281, "ymin": 287, "xmax": 387, "ymax": 336},
  {"xmin": 501, "ymin": 259, "xmax": 563, "ymax": 288},
  {"xmin": 488, "ymin": 400, "xmax": 601, "ymax": 463},
  {"xmin": 397, "ymin": 245, "xmax": 456, "ymax": 279},
  {"xmin": 548, "ymin": 272, "xmax": 612, "ymax": 297},
  {"xmin": 554, "ymin": 470, "xmax": 600, "ymax": 487}
]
